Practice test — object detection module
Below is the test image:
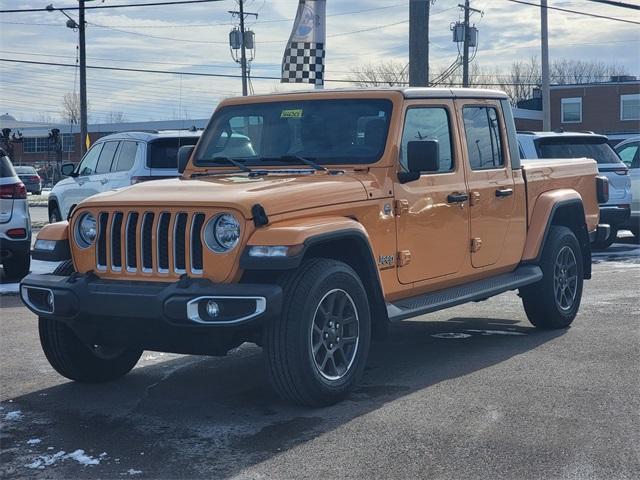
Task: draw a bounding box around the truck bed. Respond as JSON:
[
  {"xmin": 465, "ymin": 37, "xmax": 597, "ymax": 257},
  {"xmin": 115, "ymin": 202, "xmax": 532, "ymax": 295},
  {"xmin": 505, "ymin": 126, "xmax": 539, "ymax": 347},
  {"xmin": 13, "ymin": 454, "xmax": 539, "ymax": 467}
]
[{"xmin": 522, "ymin": 158, "xmax": 600, "ymax": 232}]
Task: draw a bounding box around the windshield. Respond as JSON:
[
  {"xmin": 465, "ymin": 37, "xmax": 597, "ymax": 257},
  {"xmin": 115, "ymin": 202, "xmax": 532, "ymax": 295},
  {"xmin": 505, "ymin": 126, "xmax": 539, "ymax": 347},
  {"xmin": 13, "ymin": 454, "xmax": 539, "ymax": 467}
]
[
  {"xmin": 147, "ymin": 136, "xmax": 200, "ymax": 169},
  {"xmin": 195, "ymin": 99, "xmax": 393, "ymax": 167},
  {"xmin": 535, "ymin": 137, "xmax": 623, "ymax": 165}
]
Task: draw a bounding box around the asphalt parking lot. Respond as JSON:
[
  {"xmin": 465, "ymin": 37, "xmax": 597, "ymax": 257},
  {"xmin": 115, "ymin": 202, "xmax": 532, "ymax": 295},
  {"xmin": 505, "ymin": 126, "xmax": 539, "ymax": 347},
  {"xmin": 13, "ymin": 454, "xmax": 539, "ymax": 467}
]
[{"xmin": 0, "ymin": 241, "xmax": 638, "ymax": 479}]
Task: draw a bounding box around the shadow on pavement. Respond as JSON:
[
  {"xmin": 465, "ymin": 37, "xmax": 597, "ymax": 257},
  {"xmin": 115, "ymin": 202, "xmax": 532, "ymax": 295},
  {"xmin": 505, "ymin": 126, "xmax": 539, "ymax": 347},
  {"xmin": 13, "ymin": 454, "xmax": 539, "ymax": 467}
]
[{"xmin": 1, "ymin": 316, "xmax": 565, "ymax": 479}]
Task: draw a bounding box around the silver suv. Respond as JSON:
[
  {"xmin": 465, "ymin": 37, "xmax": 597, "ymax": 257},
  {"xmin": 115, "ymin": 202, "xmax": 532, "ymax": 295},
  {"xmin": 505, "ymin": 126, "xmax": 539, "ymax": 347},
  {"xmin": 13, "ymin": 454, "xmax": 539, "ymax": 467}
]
[
  {"xmin": 48, "ymin": 130, "xmax": 201, "ymax": 223},
  {"xmin": 0, "ymin": 152, "xmax": 31, "ymax": 279},
  {"xmin": 518, "ymin": 131, "xmax": 632, "ymax": 249}
]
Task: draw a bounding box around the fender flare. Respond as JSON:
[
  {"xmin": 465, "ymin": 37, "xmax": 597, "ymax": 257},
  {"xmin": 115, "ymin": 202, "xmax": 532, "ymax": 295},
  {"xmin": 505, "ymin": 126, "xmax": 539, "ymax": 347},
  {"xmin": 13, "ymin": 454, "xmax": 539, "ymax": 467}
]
[{"xmin": 31, "ymin": 221, "xmax": 71, "ymax": 262}]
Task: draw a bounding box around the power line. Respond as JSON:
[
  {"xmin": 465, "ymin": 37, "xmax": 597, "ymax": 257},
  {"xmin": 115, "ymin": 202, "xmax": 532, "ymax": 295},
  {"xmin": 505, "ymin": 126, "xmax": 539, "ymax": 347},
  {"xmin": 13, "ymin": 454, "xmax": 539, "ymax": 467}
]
[
  {"xmin": 504, "ymin": 0, "xmax": 640, "ymax": 25},
  {"xmin": 0, "ymin": 0, "xmax": 223, "ymax": 14},
  {"xmin": 584, "ymin": 0, "xmax": 640, "ymax": 10}
]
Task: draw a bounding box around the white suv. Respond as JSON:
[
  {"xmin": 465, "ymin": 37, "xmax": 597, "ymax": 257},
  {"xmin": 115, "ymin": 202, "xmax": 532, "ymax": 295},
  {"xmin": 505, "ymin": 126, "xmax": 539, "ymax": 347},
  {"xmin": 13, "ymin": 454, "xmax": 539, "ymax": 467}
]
[
  {"xmin": 0, "ymin": 152, "xmax": 31, "ymax": 279},
  {"xmin": 518, "ymin": 131, "xmax": 632, "ymax": 249},
  {"xmin": 48, "ymin": 130, "xmax": 201, "ymax": 223}
]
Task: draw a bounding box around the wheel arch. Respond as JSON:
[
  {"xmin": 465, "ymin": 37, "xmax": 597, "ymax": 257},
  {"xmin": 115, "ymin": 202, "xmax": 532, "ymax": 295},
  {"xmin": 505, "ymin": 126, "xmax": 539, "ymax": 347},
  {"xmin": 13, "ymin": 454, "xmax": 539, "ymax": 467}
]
[{"xmin": 523, "ymin": 191, "xmax": 591, "ymax": 279}]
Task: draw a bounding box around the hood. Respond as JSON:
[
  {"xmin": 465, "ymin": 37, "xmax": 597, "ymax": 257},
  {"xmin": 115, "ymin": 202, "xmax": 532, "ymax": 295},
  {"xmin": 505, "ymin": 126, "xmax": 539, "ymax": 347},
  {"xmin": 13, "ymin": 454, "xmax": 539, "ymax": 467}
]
[{"xmin": 79, "ymin": 172, "xmax": 369, "ymax": 218}]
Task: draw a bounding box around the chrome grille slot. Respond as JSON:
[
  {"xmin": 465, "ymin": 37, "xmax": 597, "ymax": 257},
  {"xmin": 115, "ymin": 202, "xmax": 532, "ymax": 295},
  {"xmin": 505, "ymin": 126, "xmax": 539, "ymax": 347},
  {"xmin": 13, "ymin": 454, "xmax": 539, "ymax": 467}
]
[
  {"xmin": 191, "ymin": 213, "xmax": 205, "ymax": 274},
  {"xmin": 174, "ymin": 213, "xmax": 188, "ymax": 274},
  {"xmin": 141, "ymin": 212, "xmax": 155, "ymax": 272},
  {"xmin": 97, "ymin": 213, "xmax": 109, "ymax": 270},
  {"xmin": 157, "ymin": 212, "xmax": 171, "ymax": 273},
  {"xmin": 126, "ymin": 212, "xmax": 139, "ymax": 271},
  {"xmin": 111, "ymin": 212, "xmax": 124, "ymax": 271}
]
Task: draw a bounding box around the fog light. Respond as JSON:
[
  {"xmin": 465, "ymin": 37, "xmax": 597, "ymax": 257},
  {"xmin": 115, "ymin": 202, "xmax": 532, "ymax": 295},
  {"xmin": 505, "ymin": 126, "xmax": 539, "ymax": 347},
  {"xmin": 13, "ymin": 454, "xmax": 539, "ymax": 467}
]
[
  {"xmin": 46, "ymin": 291, "xmax": 54, "ymax": 308},
  {"xmin": 206, "ymin": 300, "xmax": 220, "ymax": 318}
]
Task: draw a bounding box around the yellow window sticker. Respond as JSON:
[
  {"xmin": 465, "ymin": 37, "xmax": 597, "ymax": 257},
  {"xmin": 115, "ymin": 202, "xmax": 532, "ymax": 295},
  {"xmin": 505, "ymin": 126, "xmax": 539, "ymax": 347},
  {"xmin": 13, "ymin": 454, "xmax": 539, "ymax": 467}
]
[{"xmin": 280, "ymin": 109, "xmax": 303, "ymax": 118}]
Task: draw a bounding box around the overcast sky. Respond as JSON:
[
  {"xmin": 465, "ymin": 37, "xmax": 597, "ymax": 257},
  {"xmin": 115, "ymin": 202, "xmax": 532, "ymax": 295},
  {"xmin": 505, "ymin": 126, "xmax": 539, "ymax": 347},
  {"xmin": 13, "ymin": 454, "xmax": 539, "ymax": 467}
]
[{"xmin": 1, "ymin": 0, "xmax": 639, "ymax": 123}]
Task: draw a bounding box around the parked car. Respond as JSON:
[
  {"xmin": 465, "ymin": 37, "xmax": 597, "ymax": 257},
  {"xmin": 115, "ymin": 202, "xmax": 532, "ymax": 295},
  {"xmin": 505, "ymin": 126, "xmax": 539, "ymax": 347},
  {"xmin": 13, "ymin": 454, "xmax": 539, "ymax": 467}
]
[
  {"xmin": 0, "ymin": 152, "xmax": 31, "ymax": 279},
  {"xmin": 614, "ymin": 136, "xmax": 639, "ymax": 241},
  {"xmin": 22, "ymin": 88, "xmax": 606, "ymax": 406},
  {"xmin": 518, "ymin": 131, "xmax": 631, "ymax": 249},
  {"xmin": 14, "ymin": 166, "xmax": 42, "ymax": 195},
  {"xmin": 48, "ymin": 130, "xmax": 202, "ymax": 223}
]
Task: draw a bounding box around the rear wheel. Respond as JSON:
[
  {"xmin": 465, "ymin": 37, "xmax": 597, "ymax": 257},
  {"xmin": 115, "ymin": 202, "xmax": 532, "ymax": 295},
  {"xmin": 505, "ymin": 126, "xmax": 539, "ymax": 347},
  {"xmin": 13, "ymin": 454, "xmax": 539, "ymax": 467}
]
[
  {"xmin": 264, "ymin": 258, "xmax": 371, "ymax": 406},
  {"xmin": 521, "ymin": 226, "xmax": 584, "ymax": 329},
  {"xmin": 38, "ymin": 261, "xmax": 142, "ymax": 382},
  {"xmin": 2, "ymin": 254, "xmax": 30, "ymax": 280}
]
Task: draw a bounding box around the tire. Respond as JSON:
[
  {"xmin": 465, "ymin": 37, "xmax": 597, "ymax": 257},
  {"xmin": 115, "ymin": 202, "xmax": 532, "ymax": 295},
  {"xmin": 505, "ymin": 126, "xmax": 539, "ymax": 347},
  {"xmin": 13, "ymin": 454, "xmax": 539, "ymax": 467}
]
[
  {"xmin": 521, "ymin": 226, "xmax": 584, "ymax": 329},
  {"xmin": 34, "ymin": 190, "xmax": 42, "ymax": 196},
  {"xmin": 3, "ymin": 254, "xmax": 30, "ymax": 280},
  {"xmin": 592, "ymin": 227, "xmax": 617, "ymax": 250},
  {"xmin": 49, "ymin": 203, "xmax": 62, "ymax": 224},
  {"xmin": 38, "ymin": 260, "xmax": 142, "ymax": 383},
  {"xmin": 264, "ymin": 258, "xmax": 371, "ymax": 407}
]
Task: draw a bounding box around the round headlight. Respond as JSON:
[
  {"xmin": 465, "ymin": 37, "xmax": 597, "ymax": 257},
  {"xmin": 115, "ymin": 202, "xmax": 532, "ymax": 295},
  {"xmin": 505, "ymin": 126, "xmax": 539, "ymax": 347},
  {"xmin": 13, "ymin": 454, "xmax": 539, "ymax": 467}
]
[
  {"xmin": 204, "ymin": 213, "xmax": 240, "ymax": 253},
  {"xmin": 76, "ymin": 212, "xmax": 97, "ymax": 248}
]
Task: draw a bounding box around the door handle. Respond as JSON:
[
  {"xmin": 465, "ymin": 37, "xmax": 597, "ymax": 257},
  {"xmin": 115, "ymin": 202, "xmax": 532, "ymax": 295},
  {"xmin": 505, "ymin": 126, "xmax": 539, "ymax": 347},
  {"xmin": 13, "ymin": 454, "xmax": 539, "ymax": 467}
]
[
  {"xmin": 495, "ymin": 188, "xmax": 513, "ymax": 197},
  {"xmin": 447, "ymin": 192, "xmax": 469, "ymax": 203}
]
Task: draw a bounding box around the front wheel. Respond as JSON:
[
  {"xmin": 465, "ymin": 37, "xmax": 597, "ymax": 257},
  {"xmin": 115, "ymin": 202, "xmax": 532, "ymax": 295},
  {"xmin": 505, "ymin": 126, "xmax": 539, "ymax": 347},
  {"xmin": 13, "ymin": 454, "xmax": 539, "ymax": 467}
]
[
  {"xmin": 521, "ymin": 226, "xmax": 584, "ymax": 329},
  {"xmin": 264, "ymin": 258, "xmax": 371, "ymax": 407},
  {"xmin": 48, "ymin": 204, "xmax": 62, "ymax": 224}
]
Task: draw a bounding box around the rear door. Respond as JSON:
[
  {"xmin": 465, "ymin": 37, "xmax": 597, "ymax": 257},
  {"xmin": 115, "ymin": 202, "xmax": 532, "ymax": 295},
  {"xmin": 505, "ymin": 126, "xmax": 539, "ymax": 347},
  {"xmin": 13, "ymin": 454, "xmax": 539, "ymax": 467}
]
[
  {"xmin": 458, "ymin": 100, "xmax": 516, "ymax": 269},
  {"xmin": 108, "ymin": 140, "xmax": 140, "ymax": 189},
  {"xmin": 91, "ymin": 141, "xmax": 121, "ymax": 196}
]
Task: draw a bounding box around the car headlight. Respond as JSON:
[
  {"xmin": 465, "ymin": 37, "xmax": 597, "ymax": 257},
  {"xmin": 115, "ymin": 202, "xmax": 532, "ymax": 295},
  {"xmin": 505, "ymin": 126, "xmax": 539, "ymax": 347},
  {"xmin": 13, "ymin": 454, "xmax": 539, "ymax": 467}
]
[
  {"xmin": 204, "ymin": 213, "xmax": 241, "ymax": 253},
  {"xmin": 75, "ymin": 212, "xmax": 97, "ymax": 248}
]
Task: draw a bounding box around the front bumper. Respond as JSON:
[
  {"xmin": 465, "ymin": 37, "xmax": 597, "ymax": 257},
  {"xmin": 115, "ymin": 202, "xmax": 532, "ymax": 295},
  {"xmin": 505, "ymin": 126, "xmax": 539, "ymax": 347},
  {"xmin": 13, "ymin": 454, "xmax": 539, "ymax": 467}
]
[
  {"xmin": 599, "ymin": 205, "xmax": 631, "ymax": 228},
  {"xmin": 20, "ymin": 273, "xmax": 282, "ymax": 354}
]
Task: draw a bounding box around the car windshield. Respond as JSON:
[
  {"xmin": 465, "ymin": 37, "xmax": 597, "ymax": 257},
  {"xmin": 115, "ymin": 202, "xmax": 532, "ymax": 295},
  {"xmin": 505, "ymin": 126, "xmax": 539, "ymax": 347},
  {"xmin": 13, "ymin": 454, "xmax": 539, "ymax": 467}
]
[
  {"xmin": 195, "ymin": 99, "xmax": 393, "ymax": 167},
  {"xmin": 147, "ymin": 136, "xmax": 200, "ymax": 169},
  {"xmin": 14, "ymin": 166, "xmax": 36, "ymax": 174},
  {"xmin": 535, "ymin": 137, "xmax": 623, "ymax": 165}
]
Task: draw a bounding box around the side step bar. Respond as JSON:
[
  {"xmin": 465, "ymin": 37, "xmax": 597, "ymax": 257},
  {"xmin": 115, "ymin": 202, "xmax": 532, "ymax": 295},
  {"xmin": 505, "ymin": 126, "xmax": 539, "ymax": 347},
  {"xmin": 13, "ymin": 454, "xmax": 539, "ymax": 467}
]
[{"xmin": 387, "ymin": 265, "xmax": 543, "ymax": 322}]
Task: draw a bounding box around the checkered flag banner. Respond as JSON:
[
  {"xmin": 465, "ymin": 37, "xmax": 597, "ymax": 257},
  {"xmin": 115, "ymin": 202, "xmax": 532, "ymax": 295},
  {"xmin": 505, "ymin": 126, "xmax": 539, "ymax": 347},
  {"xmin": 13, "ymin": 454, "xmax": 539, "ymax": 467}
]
[{"xmin": 281, "ymin": 0, "xmax": 326, "ymax": 86}]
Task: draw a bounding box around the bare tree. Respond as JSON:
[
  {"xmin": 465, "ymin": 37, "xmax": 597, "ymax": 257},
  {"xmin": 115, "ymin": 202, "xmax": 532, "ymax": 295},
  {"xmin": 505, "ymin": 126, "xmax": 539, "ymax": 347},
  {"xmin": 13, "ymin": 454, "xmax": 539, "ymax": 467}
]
[
  {"xmin": 105, "ymin": 111, "xmax": 126, "ymax": 123},
  {"xmin": 61, "ymin": 92, "xmax": 81, "ymax": 124},
  {"xmin": 350, "ymin": 61, "xmax": 409, "ymax": 87}
]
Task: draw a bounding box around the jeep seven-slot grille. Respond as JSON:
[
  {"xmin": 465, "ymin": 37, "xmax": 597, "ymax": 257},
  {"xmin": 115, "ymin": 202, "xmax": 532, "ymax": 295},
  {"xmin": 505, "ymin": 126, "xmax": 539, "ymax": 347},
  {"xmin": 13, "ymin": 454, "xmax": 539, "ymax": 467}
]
[{"xmin": 96, "ymin": 211, "xmax": 205, "ymax": 276}]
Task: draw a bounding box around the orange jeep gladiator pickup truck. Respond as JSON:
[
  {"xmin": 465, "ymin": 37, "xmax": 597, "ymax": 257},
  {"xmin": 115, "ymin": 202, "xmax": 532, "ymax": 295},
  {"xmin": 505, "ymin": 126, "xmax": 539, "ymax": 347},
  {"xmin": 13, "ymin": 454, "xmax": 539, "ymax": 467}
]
[{"xmin": 21, "ymin": 88, "xmax": 610, "ymax": 406}]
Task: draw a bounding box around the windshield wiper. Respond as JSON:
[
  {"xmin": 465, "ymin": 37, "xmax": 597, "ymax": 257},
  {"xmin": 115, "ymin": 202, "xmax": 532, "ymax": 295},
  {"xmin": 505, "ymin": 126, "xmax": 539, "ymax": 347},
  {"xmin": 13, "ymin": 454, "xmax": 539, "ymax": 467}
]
[
  {"xmin": 199, "ymin": 156, "xmax": 252, "ymax": 172},
  {"xmin": 269, "ymin": 155, "xmax": 328, "ymax": 172}
]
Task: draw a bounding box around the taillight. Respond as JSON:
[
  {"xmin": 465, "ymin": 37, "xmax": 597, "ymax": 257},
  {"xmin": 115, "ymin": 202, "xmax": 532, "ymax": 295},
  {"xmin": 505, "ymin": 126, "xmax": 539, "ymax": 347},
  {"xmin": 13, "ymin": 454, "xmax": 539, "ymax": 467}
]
[
  {"xmin": 0, "ymin": 182, "xmax": 27, "ymax": 199},
  {"xmin": 596, "ymin": 176, "xmax": 609, "ymax": 204},
  {"xmin": 6, "ymin": 228, "xmax": 27, "ymax": 239}
]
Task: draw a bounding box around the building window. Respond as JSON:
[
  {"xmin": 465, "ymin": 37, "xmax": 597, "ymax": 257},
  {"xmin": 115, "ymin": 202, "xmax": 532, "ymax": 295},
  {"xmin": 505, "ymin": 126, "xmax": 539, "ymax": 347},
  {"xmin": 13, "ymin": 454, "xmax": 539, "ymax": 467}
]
[
  {"xmin": 561, "ymin": 97, "xmax": 582, "ymax": 123},
  {"xmin": 22, "ymin": 134, "xmax": 74, "ymax": 154},
  {"xmin": 621, "ymin": 94, "xmax": 640, "ymax": 121}
]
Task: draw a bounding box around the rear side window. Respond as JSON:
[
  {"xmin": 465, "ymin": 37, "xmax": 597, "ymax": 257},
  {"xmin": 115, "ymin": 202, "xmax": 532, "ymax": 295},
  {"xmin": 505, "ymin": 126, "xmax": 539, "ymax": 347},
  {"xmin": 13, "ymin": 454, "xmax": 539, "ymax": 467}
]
[
  {"xmin": 616, "ymin": 142, "xmax": 639, "ymax": 168},
  {"xmin": 147, "ymin": 137, "xmax": 199, "ymax": 169},
  {"xmin": 95, "ymin": 141, "xmax": 120, "ymax": 174},
  {"xmin": 1, "ymin": 156, "xmax": 16, "ymax": 178},
  {"xmin": 400, "ymin": 107, "xmax": 454, "ymax": 173},
  {"xmin": 77, "ymin": 143, "xmax": 104, "ymax": 176},
  {"xmin": 113, "ymin": 141, "xmax": 138, "ymax": 172},
  {"xmin": 463, "ymin": 106, "xmax": 504, "ymax": 170},
  {"xmin": 535, "ymin": 138, "xmax": 623, "ymax": 165}
]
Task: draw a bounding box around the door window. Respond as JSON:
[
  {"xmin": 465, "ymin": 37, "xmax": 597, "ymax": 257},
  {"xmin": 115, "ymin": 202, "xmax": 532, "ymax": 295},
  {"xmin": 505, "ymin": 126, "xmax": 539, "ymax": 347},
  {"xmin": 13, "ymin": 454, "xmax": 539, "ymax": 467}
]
[
  {"xmin": 95, "ymin": 141, "xmax": 120, "ymax": 174},
  {"xmin": 617, "ymin": 143, "xmax": 638, "ymax": 168},
  {"xmin": 400, "ymin": 107, "xmax": 453, "ymax": 173},
  {"xmin": 113, "ymin": 141, "xmax": 138, "ymax": 172},
  {"xmin": 76, "ymin": 143, "xmax": 104, "ymax": 176},
  {"xmin": 463, "ymin": 106, "xmax": 504, "ymax": 170}
]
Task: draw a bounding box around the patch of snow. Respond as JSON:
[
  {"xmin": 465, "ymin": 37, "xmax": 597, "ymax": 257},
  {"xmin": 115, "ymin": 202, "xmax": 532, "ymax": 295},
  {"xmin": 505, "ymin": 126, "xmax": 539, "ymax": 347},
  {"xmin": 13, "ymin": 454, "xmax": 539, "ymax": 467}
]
[
  {"xmin": 65, "ymin": 449, "xmax": 101, "ymax": 466},
  {"xmin": 431, "ymin": 332, "xmax": 472, "ymax": 339},
  {"xmin": 127, "ymin": 469, "xmax": 143, "ymax": 475},
  {"xmin": 465, "ymin": 329, "xmax": 527, "ymax": 336},
  {"xmin": 47, "ymin": 447, "xmax": 54, "ymax": 450},
  {"xmin": 26, "ymin": 439, "xmax": 42, "ymax": 445},
  {"xmin": 25, "ymin": 451, "xmax": 66, "ymax": 469},
  {"xmin": 4, "ymin": 410, "xmax": 23, "ymax": 421}
]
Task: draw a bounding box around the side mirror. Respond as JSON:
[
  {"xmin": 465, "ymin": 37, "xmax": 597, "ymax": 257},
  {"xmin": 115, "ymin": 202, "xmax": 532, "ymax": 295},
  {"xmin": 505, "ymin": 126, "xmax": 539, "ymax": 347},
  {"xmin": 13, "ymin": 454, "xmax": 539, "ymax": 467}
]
[
  {"xmin": 177, "ymin": 145, "xmax": 195, "ymax": 174},
  {"xmin": 61, "ymin": 163, "xmax": 76, "ymax": 177},
  {"xmin": 398, "ymin": 140, "xmax": 440, "ymax": 183}
]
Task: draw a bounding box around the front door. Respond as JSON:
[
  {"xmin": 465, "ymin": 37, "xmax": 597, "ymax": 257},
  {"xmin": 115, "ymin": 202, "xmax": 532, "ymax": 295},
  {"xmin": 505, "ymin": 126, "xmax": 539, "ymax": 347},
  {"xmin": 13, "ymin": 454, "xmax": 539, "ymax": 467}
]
[
  {"xmin": 458, "ymin": 101, "xmax": 516, "ymax": 268},
  {"xmin": 395, "ymin": 101, "xmax": 470, "ymax": 284}
]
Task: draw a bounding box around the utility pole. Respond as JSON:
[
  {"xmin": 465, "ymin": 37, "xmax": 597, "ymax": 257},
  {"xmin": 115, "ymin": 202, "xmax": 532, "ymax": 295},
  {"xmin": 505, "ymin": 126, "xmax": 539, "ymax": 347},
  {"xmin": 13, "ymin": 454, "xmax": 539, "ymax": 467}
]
[
  {"xmin": 409, "ymin": 0, "xmax": 429, "ymax": 87},
  {"xmin": 79, "ymin": 0, "xmax": 88, "ymax": 154},
  {"xmin": 229, "ymin": 0, "xmax": 257, "ymax": 96},
  {"xmin": 541, "ymin": 0, "xmax": 551, "ymax": 130},
  {"xmin": 462, "ymin": 0, "xmax": 470, "ymax": 87}
]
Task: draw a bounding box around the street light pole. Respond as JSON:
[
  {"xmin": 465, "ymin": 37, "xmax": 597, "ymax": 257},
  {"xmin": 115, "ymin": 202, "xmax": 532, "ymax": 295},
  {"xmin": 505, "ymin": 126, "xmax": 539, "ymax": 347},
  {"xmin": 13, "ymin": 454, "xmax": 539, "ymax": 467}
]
[
  {"xmin": 541, "ymin": 0, "xmax": 551, "ymax": 130},
  {"xmin": 79, "ymin": 0, "xmax": 88, "ymax": 154}
]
